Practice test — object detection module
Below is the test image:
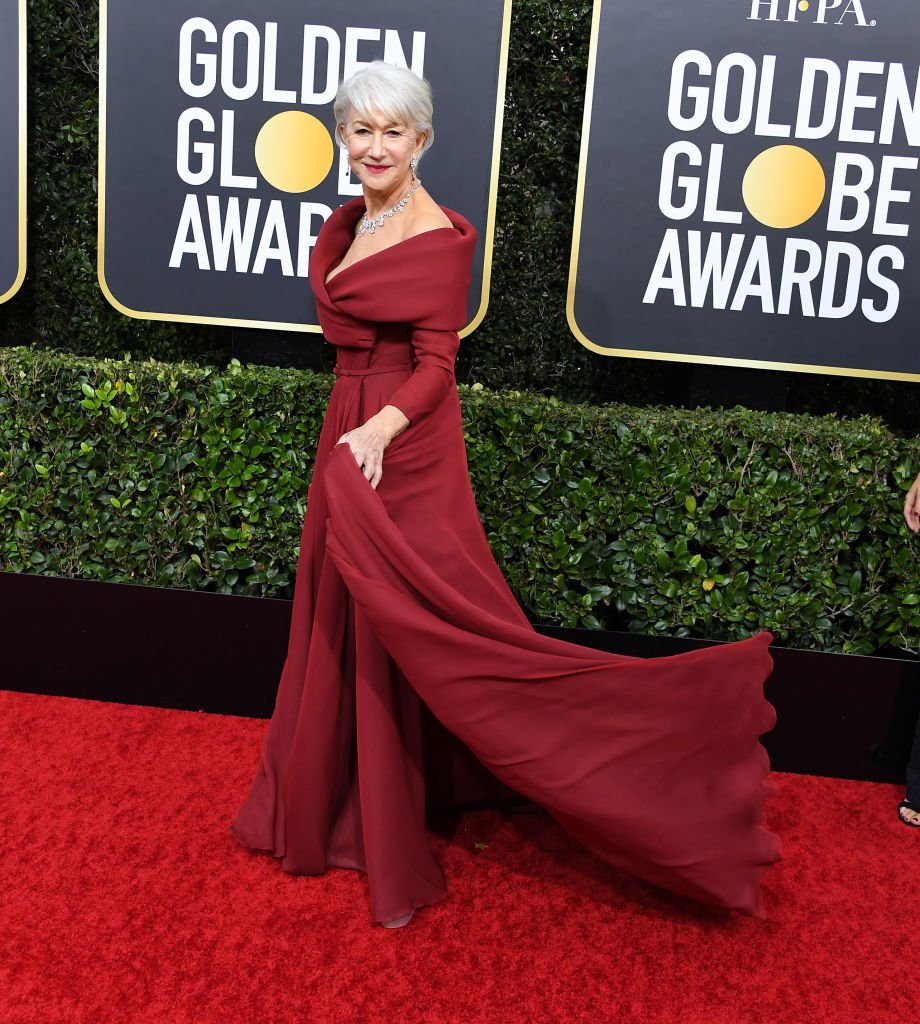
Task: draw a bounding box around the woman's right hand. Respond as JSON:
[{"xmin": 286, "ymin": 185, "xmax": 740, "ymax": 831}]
[{"xmin": 336, "ymin": 404, "xmax": 409, "ymax": 490}]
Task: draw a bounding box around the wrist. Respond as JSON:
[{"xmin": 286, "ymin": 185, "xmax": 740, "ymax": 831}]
[{"xmin": 375, "ymin": 405, "xmax": 410, "ymax": 442}]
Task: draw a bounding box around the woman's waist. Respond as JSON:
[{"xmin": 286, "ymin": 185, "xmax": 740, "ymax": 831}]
[
  {"xmin": 333, "ymin": 339, "xmax": 414, "ymax": 374},
  {"xmin": 333, "ymin": 362, "xmax": 413, "ymax": 379}
]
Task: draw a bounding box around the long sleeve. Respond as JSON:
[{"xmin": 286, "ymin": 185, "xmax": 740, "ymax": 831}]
[{"xmin": 387, "ymin": 327, "xmax": 460, "ymax": 425}]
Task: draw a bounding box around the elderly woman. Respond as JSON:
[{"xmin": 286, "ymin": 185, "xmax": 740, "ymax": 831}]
[{"xmin": 230, "ymin": 62, "xmax": 781, "ymax": 927}]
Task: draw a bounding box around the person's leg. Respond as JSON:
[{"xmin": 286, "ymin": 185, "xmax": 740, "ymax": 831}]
[{"xmin": 900, "ymin": 706, "xmax": 920, "ymax": 825}]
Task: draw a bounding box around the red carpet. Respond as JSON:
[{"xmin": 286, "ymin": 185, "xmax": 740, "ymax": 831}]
[{"xmin": 1, "ymin": 688, "xmax": 915, "ymax": 1024}]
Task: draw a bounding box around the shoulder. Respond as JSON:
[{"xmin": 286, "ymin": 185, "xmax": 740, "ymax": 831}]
[
  {"xmin": 405, "ymin": 194, "xmax": 454, "ymax": 238},
  {"xmin": 409, "ymin": 212, "xmax": 454, "ymax": 236},
  {"xmin": 403, "ymin": 198, "xmax": 476, "ymax": 251}
]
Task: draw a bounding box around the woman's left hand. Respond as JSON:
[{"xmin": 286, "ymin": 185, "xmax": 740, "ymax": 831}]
[{"xmin": 337, "ymin": 405, "xmax": 409, "ymax": 489}]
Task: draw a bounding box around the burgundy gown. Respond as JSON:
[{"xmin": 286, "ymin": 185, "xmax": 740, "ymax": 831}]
[{"xmin": 229, "ymin": 198, "xmax": 782, "ymax": 923}]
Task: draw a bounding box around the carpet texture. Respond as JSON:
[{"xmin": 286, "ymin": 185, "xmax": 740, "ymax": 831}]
[{"xmin": 1, "ymin": 688, "xmax": 915, "ymax": 1024}]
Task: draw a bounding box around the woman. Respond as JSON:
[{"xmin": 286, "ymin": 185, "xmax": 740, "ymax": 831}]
[{"xmin": 229, "ymin": 62, "xmax": 782, "ymax": 927}]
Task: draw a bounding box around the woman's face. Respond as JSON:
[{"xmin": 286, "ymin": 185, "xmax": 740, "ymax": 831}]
[{"xmin": 342, "ymin": 108, "xmax": 425, "ymax": 197}]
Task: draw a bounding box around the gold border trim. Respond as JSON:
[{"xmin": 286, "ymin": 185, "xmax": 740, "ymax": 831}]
[
  {"xmin": 565, "ymin": 0, "xmax": 920, "ymax": 384},
  {"xmin": 98, "ymin": 0, "xmax": 512, "ymax": 337},
  {"xmin": 0, "ymin": 0, "xmax": 27, "ymax": 304},
  {"xmin": 566, "ymin": 0, "xmax": 603, "ymax": 359},
  {"xmin": 460, "ymin": 0, "xmax": 512, "ymax": 339}
]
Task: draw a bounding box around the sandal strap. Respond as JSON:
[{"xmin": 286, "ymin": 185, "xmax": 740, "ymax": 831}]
[{"xmin": 898, "ymin": 799, "xmax": 920, "ymax": 826}]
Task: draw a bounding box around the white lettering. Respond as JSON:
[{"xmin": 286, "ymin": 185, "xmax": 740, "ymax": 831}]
[
  {"xmin": 641, "ymin": 232, "xmax": 902, "ymax": 323},
  {"xmin": 703, "ymin": 145, "xmax": 743, "ymax": 224},
  {"xmin": 862, "ymin": 245, "xmax": 903, "ymax": 322},
  {"xmin": 178, "ymin": 18, "xmax": 217, "ymax": 98},
  {"xmin": 297, "ymin": 203, "xmax": 334, "ymax": 277},
  {"xmin": 826, "ymin": 153, "xmax": 874, "ymax": 232},
  {"xmin": 777, "ymin": 239, "xmax": 822, "ymax": 315},
  {"xmin": 343, "ymin": 27, "xmax": 381, "ymax": 80},
  {"xmin": 251, "ymin": 201, "xmax": 294, "ymax": 276},
  {"xmin": 220, "ymin": 21, "xmax": 261, "ymax": 102},
  {"xmin": 730, "ymin": 236, "xmax": 774, "ymax": 313},
  {"xmin": 879, "ymin": 64, "xmax": 920, "ymax": 147},
  {"xmin": 169, "ymin": 194, "xmax": 210, "ymax": 270},
  {"xmin": 207, "ymin": 196, "xmax": 260, "ymax": 272},
  {"xmin": 262, "ymin": 23, "xmax": 297, "ymax": 103},
  {"xmin": 176, "ymin": 108, "xmax": 215, "ymax": 186},
  {"xmin": 873, "ymin": 156, "xmax": 918, "ymax": 237},
  {"xmin": 301, "ymin": 26, "xmax": 340, "ymax": 104},
  {"xmin": 642, "ymin": 229, "xmax": 687, "ymax": 306},
  {"xmin": 754, "ymin": 57, "xmax": 792, "ymax": 138},
  {"xmin": 658, "ymin": 142, "xmax": 702, "ymax": 220},
  {"xmin": 170, "ymin": 197, "xmax": 332, "ymax": 277},
  {"xmin": 687, "ymin": 231, "xmax": 745, "ymax": 308},
  {"xmin": 818, "ymin": 241, "xmax": 863, "ymax": 318},
  {"xmin": 219, "ymin": 111, "xmax": 257, "ymax": 190},
  {"xmin": 817, "ymin": 0, "xmax": 870, "ymax": 26},
  {"xmin": 383, "ymin": 29, "xmax": 426, "ymax": 76},
  {"xmin": 668, "ymin": 51, "xmax": 711, "ymax": 132},
  {"xmin": 795, "ymin": 59, "xmax": 841, "ymax": 140},
  {"xmin": 712, "ymin": 54, "xmax": 757, "ymax": 135},
  {"xmin": 839, "ymin": 61, "xmax": 884, "ymax": 144},
  {"xmin": 748, "ymin": 0, "xmax": 785, "ymax": 20}
]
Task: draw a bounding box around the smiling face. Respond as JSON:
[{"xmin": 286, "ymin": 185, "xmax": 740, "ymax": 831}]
[{"xmin": 341, "ymin": 108, "xmax": 426, "ymax": 198}]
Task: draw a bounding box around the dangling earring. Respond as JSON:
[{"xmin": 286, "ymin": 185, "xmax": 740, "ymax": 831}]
[{"xmin": 410, "ymin": 154, "xmax": 419, "ymax": 180}]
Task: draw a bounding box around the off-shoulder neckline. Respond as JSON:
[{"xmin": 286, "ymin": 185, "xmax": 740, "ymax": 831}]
[{"xmin": 324, "ymin": 225, "xmax": 458, "ymax": 287}]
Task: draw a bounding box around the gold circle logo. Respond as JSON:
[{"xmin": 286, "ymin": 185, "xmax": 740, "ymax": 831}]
[
  {"xmin": 741, "ymin": 145, "xmax": 826, "ymax": 230},
  {"xmin": 254, "ymin": 111, "xmax": 334, "ymax": 194}
]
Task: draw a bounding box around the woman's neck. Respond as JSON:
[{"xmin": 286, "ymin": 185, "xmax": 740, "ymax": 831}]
[{"xmin": 363, "ymin": 176, "xmax": 415, "ymax": 219}]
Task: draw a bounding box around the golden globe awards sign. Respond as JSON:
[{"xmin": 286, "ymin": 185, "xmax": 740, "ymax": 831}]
[
  {"xmin": 99, "ymin": 1, "xmax": 510, "ymax": 332},
  {"xmin": 0, "ymin": 0, "xmax": 25, "ymax": 304},
  {"xmin": 569, "ymin": 0, "xmax": 920, "ymax": 380}
]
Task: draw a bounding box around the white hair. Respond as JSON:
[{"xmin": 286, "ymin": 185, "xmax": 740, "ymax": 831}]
[{"xmin": 333, "ymin": 62, "xmax": 434, "ymax": 157}]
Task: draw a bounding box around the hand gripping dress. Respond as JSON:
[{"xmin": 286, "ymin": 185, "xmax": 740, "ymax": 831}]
[{"xmin": 229, "ymin": 198, "xmax": 782, "ymax": 923}]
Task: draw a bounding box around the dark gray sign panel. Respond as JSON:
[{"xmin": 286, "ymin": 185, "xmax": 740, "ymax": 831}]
[
  {"xmin": 569, "ymin": 0, "xmax": 920, "ymax": 380},
  {"xmin": 0, "ymin": 0, "xmax": 25, "ymax": 304},
  {"xmin": 99, "ymin": 1, "xmax": 510, "ymax": 334}
]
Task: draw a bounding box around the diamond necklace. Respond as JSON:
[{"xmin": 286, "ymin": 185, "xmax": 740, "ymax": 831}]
[{"xmin": 357, "ymin": 179, "xmax": 422, "ymax": 236}]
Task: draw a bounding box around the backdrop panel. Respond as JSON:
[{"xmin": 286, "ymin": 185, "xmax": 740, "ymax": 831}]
[
  {"xmin": 0, "ymin": 0, "xmax": 25, "ymax": 304},
  {"xmin": 98, "ymin": 0, "xmax": 510, "ymax": 333},
  {"xmin": 569, "ymin": 0, "xmax": 920, "ymax": 380}
]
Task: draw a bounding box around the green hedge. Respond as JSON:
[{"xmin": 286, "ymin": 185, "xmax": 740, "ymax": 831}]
[{"xmin": 2, "ymin": 346, "xmax": 918, "ymax": 654}]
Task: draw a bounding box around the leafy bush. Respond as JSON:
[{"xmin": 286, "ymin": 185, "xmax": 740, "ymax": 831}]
[{"xmin": 2, "ymin": 346, "xmax": 918, "ymax": 654}]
